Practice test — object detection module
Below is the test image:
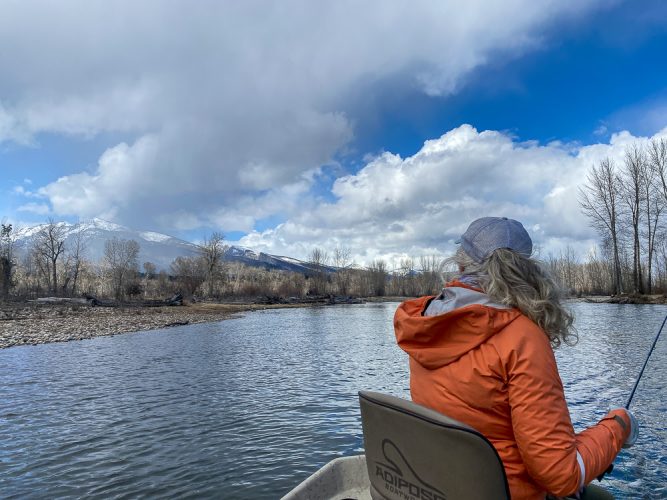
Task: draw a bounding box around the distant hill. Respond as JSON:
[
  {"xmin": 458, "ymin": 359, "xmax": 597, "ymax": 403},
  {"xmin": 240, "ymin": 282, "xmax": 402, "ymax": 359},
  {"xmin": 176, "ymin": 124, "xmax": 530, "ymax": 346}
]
[
  {"xmin": 222, "ymin": 245, "xmax": 335, "ymax": 274},
  {"xmin": 13, "ymin": 218, "xmax": 330, "ymax": 274}
]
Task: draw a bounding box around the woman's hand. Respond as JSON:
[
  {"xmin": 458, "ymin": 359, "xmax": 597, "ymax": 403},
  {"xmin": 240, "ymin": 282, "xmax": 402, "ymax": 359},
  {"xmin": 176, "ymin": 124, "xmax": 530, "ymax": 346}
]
[
  {"xmin": 609, "ymin": 408, "xmax": 639, "ymax": 448},
  {"xmin": 620, "ymin": 409, "xmax": 639, "ymax": 448}
]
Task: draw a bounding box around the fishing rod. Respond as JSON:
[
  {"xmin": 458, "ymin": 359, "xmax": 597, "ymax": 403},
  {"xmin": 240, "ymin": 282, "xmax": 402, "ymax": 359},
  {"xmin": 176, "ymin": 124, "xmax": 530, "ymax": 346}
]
[
  {"xmin": 597, "ymin": 313, "xmax": 667, "ymax": 482},
  {"xmin": 625, "ymin": 313, "xmax": 667, "ymax": 409}
]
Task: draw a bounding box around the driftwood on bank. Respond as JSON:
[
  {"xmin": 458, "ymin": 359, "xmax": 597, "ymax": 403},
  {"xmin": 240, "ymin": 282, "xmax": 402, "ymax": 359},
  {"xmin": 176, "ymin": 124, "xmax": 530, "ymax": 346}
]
[
  {"xmin": 30, "ymin": 293, "xmax": 185, "ymax": 308},
  {"xmin": 581, "ymin": 294, "xmax": 667, "ymax": 305},
  {"xmin": 88, "ymin": 293, "xmax": 184, "ymax": 307},
  {"xmin": 164, "ymin": 320, "xmax": 190, "ymax": 327},
  {"xmin": 32, "ymin": 297, "xmax": 91, "ymax": 305},
  {"xmin": 254, "ymin": 294, "xmax": 364, "ymax": 305},
  {"xmin": 140, "ymin": 293, "xmax": 184, "ymax": 307}
]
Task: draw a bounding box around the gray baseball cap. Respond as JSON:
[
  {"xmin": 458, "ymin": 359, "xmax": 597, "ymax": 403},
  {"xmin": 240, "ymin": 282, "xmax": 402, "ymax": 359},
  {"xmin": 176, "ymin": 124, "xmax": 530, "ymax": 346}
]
[{"xmin": 456, "ymin": 217, "xmax": 533, "ymax": 263}]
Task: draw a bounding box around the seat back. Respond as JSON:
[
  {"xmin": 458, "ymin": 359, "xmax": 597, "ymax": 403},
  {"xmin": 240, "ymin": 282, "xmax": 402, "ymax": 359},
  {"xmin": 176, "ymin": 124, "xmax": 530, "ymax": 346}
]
[{"xmin": 359, "ymin": 391, "xmax": 510, "ymax": 500}]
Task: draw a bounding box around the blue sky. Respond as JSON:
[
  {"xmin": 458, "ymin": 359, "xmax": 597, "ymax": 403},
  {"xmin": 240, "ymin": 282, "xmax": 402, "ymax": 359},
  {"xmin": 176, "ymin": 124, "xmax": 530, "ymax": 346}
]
[
  {"xmin": 346, "ymin": 0, "xmax": 667, "ymax": 156},
  {"xmin": 1, "ymin": 1, "xmax": 666, "ymax": 262}
]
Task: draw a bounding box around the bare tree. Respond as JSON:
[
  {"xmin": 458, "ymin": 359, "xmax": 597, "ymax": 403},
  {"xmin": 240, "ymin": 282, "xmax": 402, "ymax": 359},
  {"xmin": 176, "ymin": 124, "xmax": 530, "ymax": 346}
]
[
  {"xmin": 198, "ymin": 231, "xmax": 227, "ymax": 297},
  {"xmin": 332, "ymin": 246, "xmax": 353, "ymax": 296},
  {"xmin": 63, "ymin": 226, "xmax": 88, "ymax": 296},
  {"xmin": 30, "ymin": 245, "xmax": 51, "ymax": 293},
  {"xmin": 389, "ymin": 257, "xmax": 416, "ymax": 296},
  {"xmin": 0, "ymin": 222, "xmax": 15, "ymax": 299},
  {"xmin": 657, "ymin": 233, "xmax": 667, "ymax": 292},
  {"xmin": 104, "ymin": 237, "xmax": 140, "ymax": 300},
  {"xmin": 309, "ymin": 247, "xmax": 329, "ymax": 267},
  {"xmin": 156, "ymin": 269, "xmax": 172, "ymax": 296},
  {"xmin": 647, "ymin": 139, "xmax": 667, "ymax": 293},
  {"xmin": 275, "ymin": 270, "xmax": 306, "ymax": 297},
  {"xmin": 170, "ymin": 256, "xmax": 205, "ymax": 297},
  {"xmin": 418, "ymin": 255, "xmax": 445, "ymax": 295},
  {"xmin": 227, "ymin": 261, "xmax": 247, "ymax": 295},
  {"xmin": 547, "ymin": 246, "xmax": 581, "ymax": 295},
  {"xmin": 621, "ymin": 145, "xmax": 646, "ymax": 293},
  {"xmin": 583, "ymin": 247, "xmax": 612, "ymax": 295},
  {"xmin": 579, "ymin": 158, "xmax": 624, "ymax": 294},
  {"xmin": 649, "ymin": 138, "xmax": 667, "ymax": 202},
  {"xmin": 143, "ymin": 261, "xmax": 157, "ymax": 279},
  {"xmin": 367, "ymin": 259, "xmax": 388, "ymax": 296},
  {"xmin": 641, "ymin": 144, "xmax": 664, "ymax": 294},
  {"xmin": 307, "ymin": 247, "xmax": 329, "ymax": 295},
  {"xmin": 33, "ymin": 219, "xmax": 67, "ymax": 295}
]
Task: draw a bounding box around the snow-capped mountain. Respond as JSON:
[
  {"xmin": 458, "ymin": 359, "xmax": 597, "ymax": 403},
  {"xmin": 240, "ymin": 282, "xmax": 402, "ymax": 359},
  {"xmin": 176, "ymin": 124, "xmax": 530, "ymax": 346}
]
[
  {"xmin": 14, "ymin": 219, "xmax": 200, "ymax": 271},
  {"xmin": 12, "ymin": 218, "xmax": 328, "ymax": 274},
  {"xmin": 223, "ymin": 246, "xmax": 335, "ymax": 274}
]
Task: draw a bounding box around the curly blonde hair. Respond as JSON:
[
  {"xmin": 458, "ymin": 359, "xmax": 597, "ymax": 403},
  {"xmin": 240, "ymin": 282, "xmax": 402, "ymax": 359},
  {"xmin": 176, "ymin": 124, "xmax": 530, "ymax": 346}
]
[{"xmin": 448, "ymin": 247, "xmax": 577, "ymax": 348}]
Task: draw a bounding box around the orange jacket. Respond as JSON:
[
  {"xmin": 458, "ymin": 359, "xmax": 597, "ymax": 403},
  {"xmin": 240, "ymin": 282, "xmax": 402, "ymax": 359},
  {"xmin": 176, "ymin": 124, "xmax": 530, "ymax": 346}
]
[{"xmin": 394, "ymin": 283, "xmax": 630, "ymax": 500}]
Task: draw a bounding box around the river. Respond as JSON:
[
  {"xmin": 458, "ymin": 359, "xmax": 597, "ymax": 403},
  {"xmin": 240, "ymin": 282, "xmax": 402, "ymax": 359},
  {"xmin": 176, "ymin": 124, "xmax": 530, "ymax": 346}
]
[{"xmin": 0, "ymin": 302, "xmax": 665, "ymax": 499}]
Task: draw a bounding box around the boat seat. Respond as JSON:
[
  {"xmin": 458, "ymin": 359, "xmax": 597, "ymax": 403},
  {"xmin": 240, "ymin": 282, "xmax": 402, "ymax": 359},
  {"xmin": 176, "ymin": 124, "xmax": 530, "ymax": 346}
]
[{"xmin": 359, "ymin": 391, "xmax": 511, "ymax": 500}]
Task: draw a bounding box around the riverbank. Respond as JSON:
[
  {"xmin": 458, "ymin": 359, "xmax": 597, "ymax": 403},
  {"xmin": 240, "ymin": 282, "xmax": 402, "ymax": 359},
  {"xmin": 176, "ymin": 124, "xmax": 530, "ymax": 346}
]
[
  {"xmin": 0, "ymin": 295, "xmax": 404, "ymax": 350},
  {"xmin": 576, "ymin": 294, "xmax": 667, "ymax": 305},
  {"xmin": 5, "ymin": 293, "xmax": 662, "ymax": 350},
  {"xmin": 0, "ymin": 301, "xmax": 308, "ymax": 350}
]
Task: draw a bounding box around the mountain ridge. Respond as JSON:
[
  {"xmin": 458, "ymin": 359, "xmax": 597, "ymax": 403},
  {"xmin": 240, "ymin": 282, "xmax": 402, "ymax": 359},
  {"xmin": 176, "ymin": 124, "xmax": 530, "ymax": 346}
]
[{"xmin": 12, "ymin": 218, "xmax": 325, "ymax": 274}]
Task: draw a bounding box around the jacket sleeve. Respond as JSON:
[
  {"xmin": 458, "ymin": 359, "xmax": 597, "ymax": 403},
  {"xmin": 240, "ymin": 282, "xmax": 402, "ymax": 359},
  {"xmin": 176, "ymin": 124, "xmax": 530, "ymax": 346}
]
[
  {"xmin": 575, "ymin": 409, "xmax": 629, "ymax": 485},
  {"xmin": 503, "ymin": 321, "xmax": 629, "ymax": 496}
]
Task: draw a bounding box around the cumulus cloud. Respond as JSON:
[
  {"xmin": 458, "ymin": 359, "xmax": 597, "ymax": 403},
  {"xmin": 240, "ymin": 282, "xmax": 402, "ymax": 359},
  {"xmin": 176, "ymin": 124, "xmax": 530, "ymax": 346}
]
[
  {"xmin": 1, "ymin": 0, "xmax": 606, "ymax": 232},
  {"xmin": 238, "ymin": 125, "xmax": 667, "ymax": 265}
]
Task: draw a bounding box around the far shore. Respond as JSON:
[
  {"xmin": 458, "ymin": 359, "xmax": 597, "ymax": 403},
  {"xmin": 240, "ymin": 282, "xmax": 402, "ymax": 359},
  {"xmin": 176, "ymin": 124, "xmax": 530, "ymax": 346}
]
[
  {"xmin": 1, "ymin": 294, "xmax": 665, "ymax": 350},
  {"xmin": 0, "ymin": 296, "xmax": 409, "ymax": 350},
  {"xmin": 571, "ymin": 294, "xmax": 667, "ymax": 305},
  {"xmin": 0, "ymin": 300, "xmax": 321, "ymax": 350}
]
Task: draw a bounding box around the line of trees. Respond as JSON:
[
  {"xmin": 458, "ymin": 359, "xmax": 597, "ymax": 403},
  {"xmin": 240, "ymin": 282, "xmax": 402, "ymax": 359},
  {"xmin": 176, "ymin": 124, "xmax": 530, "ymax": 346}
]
[
  {"xmin": 0, "ymin": 220, "xmax": 449, "ymax": 302},
  {"xmin": 578, "ymin": 138, "xmax": 667, "ymax": 296},
  {"xmin": 0, "ymin": 222, "xmax": 238, "ymax": 301}
]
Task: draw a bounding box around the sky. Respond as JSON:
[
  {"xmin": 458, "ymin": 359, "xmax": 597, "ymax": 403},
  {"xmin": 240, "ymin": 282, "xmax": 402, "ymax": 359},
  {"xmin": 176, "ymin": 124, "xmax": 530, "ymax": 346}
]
[{"xmin": 2, "ymin": 0, "xmax": 667, "ymax": 266}]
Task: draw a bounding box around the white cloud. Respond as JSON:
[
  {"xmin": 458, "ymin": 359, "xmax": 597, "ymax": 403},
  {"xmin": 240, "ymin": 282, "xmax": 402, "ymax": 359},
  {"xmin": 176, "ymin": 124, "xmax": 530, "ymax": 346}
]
[
  {"xmin": 12, "ymin": 185, "xmax": 40, "ymax": 198},
  {"xmin": 39, "ymin": 135, "xmax": 161, "ymax": 217},
  {"xmin": 1, "ymin": 0, "xmax": 606, "ymax": 232},
  {"xmin": 609, "ymin": 96, "xmax": 667, "ymax": 137},
  {"xmin": 237, "ymin": 125, "xmax": 667, "ymax": 264},
  {"xmin": 593, "ymin": 123, "xmax": 609, "ymax": 137},
  {"xmin": 17, "ymin": 202, "xmax": 51, "ymax": 216}
]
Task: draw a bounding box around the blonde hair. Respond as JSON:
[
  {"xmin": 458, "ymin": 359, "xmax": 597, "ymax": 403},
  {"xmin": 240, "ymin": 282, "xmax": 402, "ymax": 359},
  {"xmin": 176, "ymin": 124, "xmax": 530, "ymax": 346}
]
[{"xmin": 447, "ymin": 247, "xmax": 576, "ymax": 348}]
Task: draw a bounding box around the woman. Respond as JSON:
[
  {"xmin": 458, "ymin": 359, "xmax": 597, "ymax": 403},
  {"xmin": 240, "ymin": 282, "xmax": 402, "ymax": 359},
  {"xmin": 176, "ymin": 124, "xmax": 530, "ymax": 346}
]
[{"xmin": 394, "ymin": 217, "xmax": 637, "ymax": 500}]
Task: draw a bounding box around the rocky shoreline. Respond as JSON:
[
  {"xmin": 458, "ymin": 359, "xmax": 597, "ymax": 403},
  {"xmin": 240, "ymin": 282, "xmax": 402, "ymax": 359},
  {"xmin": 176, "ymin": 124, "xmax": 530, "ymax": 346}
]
[{"xmin": 0, "ymin": 301, "xmax": 306, "ymax": 350}]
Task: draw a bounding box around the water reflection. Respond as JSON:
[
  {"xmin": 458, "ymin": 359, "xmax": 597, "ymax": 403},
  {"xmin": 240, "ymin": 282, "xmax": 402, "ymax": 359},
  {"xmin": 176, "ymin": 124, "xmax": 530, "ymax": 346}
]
[{"xmin": 0, "ymin": 302, "xmax": 665, "ymax": 498}]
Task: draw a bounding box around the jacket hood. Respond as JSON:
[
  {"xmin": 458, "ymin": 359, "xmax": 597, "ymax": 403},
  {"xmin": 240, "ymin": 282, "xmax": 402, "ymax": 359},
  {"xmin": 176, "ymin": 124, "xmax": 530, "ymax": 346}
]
[{"xmin": 394, "ymin": 283, "xmax": 521, "ymax": 369}]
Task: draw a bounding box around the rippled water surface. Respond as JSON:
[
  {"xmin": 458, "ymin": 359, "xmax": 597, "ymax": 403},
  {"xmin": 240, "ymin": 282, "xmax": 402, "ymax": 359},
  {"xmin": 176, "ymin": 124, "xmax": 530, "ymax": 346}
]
[{"xmin": 1, "ymin": 302, "xmax": 666, "ymax": 499}]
